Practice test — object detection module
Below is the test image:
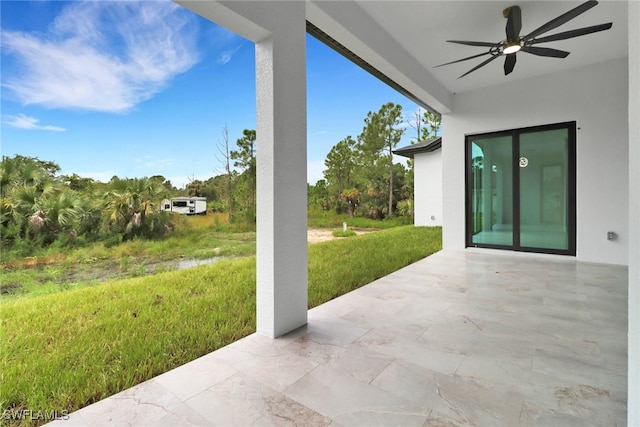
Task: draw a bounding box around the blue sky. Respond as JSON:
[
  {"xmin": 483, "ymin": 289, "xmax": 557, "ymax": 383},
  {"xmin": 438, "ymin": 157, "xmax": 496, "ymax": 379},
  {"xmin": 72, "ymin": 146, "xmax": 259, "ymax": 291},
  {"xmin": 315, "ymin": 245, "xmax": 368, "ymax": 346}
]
[{"xmin": 1, "ymin": 0, "xmax": 421, "ymax": 188}]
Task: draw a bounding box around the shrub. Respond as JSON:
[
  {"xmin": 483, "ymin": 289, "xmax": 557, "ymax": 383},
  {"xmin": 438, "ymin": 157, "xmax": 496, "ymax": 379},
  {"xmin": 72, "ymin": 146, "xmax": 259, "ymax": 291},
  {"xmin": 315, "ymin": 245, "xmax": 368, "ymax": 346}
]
[{"xmin": 331, "ymin": 229, "xmax": 357, "ymax": 238}]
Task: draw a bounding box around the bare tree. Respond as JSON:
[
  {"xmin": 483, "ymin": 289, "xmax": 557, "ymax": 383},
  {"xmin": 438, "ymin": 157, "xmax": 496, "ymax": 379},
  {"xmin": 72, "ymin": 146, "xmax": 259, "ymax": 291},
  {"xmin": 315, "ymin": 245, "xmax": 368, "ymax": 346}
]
[
  {"xmin": 216, "ymin": 124, "xmax": 234, "ymax": 222},
  {"xmin": 408, "ymin": 107, "xmax": 442, "ymax": 143},
  {"xmin": 408, "ymin": 107, "xmax": 423, "ymax": 143}
]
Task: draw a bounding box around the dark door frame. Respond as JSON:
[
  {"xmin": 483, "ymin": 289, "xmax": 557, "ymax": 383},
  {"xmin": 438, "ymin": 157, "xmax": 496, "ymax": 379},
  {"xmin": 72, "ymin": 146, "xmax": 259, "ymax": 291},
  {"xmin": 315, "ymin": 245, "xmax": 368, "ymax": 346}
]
[{"xmin": 465, "ymin": 121, "xmax": 576, "ymax": 256}]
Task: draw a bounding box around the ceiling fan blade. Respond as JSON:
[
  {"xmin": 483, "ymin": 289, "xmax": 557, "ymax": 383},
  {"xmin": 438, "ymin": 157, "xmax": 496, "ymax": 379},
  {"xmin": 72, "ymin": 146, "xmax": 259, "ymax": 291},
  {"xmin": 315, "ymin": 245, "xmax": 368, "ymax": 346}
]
[
  {"xmin": 505, "ymin": 6, "xmax": 522, "ymax": 43},
  {"xmin": 531, "ymin": 22, "xmax": 612, "ymax": 44},
  {"xmin": 504, "ymin": 54, "xmax": 517, "ymax": 75},
  {"xmin": 521, "ymin": 46, "xmax": 570, "ymax": 58},
  {"xmin": 447, "ymin": 40, "xmax": 498, "ymax": 48},
  {"xmin": 458, "ymin": 55, "xmax": 500, "ymax": 78},
  {"xmin": 525, "ymin": 0, "xmax": 599, "ymax": 40},
  {"xmin": 434, "ymin": 51, "xmax": 493, "ymax": 68}
]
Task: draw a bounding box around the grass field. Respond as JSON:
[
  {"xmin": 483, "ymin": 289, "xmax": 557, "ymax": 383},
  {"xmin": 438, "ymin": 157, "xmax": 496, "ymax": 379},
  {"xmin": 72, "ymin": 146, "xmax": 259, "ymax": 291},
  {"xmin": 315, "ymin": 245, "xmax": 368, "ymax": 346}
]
[{"xmin": 0, "ymin": 225, "xmax": 441, "ymax": 425}]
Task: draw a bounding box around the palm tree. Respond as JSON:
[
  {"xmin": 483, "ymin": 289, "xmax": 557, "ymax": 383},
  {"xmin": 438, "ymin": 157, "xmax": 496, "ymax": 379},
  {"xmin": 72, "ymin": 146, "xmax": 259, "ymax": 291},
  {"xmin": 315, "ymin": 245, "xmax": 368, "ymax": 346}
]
[
  {"xmin": 102, "ymin": 177, "xmax": 170, "ymax": 238},
  {"xmin": 40, "ymin": 189, "xmax": 83, "ymax": 230}
]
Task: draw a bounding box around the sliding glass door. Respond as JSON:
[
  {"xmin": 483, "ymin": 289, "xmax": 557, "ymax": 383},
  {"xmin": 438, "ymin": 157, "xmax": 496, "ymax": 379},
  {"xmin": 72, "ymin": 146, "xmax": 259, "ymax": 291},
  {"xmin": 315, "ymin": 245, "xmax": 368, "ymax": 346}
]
[
  {"xmin": 466, "ymin": 122, "xmax": 576, "ymax": 255},
  {"xmin": 468, "ymin": 134, "xmax": 513, "ymax": 246}
]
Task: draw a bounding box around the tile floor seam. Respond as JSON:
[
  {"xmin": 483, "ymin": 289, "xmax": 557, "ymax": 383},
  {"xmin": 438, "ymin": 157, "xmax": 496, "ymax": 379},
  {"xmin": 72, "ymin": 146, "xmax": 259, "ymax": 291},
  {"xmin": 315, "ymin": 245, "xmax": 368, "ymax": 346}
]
[
  {"xmin": 366, "ymin": 356, "xmax": 398, "ymax": 386},
  {"xmin": 146, "ymin": 378, "xmax": 195, "ymax": 404}
]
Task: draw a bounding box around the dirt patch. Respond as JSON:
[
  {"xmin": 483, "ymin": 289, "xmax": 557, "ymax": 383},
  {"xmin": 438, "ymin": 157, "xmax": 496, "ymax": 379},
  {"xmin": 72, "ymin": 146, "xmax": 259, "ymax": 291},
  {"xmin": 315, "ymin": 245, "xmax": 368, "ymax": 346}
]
[{"xmin": 307, "ymin": 228, "xmax": 375, "ymax": 244}]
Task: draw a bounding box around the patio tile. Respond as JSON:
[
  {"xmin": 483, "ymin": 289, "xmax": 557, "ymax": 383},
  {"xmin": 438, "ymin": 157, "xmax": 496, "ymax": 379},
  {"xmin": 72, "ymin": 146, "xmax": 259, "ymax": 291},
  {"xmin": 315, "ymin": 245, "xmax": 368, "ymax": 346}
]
[
  {"xmin": 283, "ymin": 364, "xmax": 429, "ymax": 426},
  {"xmin": 301, "ymin": 312, "xmax": 372, "ymax": 345},
  {"xmin": 455, "ymin": 353, "xmax": 533, "ymax": 384},
  {"xmin": 339, "ymin": 306, "xmax": 433, "ymax": 340},
  {"xmin": 208, "ymin": 338, "xmax": 319, "ymax": 393},
  {"xmin": 352, "ymin": 328, "xmax": 466, "ymax": 375},
  {"xmin": 369, "ymin": 360, "xmax": 445, "ymax": 407},
  {"xmin": 429, "ymin": 376, "xmax": 525, "ymax": 427},
  {"xmin": 282, "ymin": 331, "xmax": 394, "ymax": 383},
  {"xmin": 72, "ymin": 380, "xmax": 212, "ymax": 426},
  {"xmin": 282, "ymin": 332, "xmax": 349, "ymax": 365},
  {"xmin": 372, "ymin": 358, "xmax": 525, "ymax": 426},
  {"xmin": 305, "ymin": 295, "xmax": 361, "ymax": 319},
  {"xmin": 531, "ymin": 348, "xmax": 627, "ymax": 393},
  {"xmin": 519, "ymin": 394, "xmax": 627, "ymax": 427},
  {"xmin": 186, "ymin": 373, "xmax": 331, "ymax": 427},
  {"xmin": 154, "ymin": 354, "xmax": 237, "ymax": 401}
]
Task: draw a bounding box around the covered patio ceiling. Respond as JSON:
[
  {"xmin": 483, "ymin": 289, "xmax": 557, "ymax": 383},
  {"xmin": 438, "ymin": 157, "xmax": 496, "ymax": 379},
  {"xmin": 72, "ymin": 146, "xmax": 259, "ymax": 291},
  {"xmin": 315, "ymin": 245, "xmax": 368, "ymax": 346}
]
[{"xmin": 307, "ymin": 0, "xmax": 628, "ymax": 112}]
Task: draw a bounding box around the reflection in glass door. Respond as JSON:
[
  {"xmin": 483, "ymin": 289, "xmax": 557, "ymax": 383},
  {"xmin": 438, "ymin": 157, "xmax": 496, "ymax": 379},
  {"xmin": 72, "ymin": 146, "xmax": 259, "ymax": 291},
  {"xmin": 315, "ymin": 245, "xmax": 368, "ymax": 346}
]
[
  {"xmin": 466, "ymin": 122, "xmax": 576, "ymax": 255},
  {"xmin": 469, "ymin": 135, "xmax": 513, "ymax": 247},
  {"xmin": 519, "ymin": 128, "xmax": 571, "ymax": 250}
]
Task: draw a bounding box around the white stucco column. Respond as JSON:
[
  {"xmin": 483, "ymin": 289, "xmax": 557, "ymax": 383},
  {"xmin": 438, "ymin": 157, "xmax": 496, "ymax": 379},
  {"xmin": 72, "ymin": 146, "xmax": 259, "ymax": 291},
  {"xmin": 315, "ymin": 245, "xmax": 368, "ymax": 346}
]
[
  {"xmin": 255, "ymin": 3, "xmax": 308, "ymax": 338},
  {"xmin": 627, "ymin": 1, "xmax": 639, "ymax": 425},
  {"xmin": 175, "ymin": 1, "xmax": 308, "ymax": 339}
]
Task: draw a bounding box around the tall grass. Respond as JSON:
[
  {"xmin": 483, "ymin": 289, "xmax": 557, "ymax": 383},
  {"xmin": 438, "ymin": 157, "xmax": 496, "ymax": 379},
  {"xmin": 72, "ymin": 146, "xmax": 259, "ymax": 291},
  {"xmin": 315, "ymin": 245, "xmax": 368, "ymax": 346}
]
[
  {"xmin": 0, "ymin": 213, "xmax": 257, "ymax": 299},
  {"xmin": 1, "ymin": 226, "xmax": 441, "ymax": 425},
  {"xmin": 0, "ymin": 213, "xmax": 252, "ymax": 267},
  {"xmin": 1, "ymin": 258, "xmax": 257, "ymax": 424}
]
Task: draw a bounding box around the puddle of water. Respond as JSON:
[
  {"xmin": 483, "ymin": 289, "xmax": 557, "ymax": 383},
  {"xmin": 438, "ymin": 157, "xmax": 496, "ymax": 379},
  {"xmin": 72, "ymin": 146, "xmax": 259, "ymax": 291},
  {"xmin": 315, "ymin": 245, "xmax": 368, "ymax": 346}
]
[{"xmin": 176, "ymin": 257, "xmax": 225, "ymax": 270}]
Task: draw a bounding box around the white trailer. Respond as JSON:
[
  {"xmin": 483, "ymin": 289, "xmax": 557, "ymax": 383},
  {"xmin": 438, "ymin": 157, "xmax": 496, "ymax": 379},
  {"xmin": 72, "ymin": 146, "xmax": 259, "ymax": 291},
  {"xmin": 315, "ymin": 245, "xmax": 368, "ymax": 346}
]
[{"xmin": 161, "ymin": 197, "xmax": 207, "ymax": 215}]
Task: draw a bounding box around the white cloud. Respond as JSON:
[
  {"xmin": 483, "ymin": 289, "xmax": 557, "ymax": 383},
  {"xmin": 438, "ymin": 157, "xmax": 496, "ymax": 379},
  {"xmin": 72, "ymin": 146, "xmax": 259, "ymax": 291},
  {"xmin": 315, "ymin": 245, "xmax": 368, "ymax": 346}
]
[
  {"xmin": 1, "ymin": 1, "xmax": 199, "ymax": 113},
  {"xmin": 145, "ymin": 158, "xmax": 176, "ymax": 169},
  {"xmin": 201, "ymin": 24, "xmax": 244, "ymax": 66},
  {"xmin": 2, "ymin": 114, "xmax": 65, "ymax": 131},
  {"xmin": 134, "ymin": 155, "xmax": 176, "ymax": 169},
  {"xmin": 218, "ymin": 46, "xmax": 241, "ymax": 65}
]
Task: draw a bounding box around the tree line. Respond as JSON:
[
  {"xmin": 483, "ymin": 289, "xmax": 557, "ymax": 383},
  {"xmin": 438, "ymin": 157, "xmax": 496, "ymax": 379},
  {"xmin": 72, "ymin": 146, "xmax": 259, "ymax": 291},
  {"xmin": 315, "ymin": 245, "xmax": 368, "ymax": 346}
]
[
  {"xmin": 0, "ymin": 102, "xmax": 439, "ymax": 254},
  {"xmin": 186, "ymin": 102, "xmax": 441, "ymax": 220},
  {"xmin": 0, "ymin": 155, "xmax": 176, "ymax": 254},
  {"xmin": 309, "ymin": 102, "xmax": 440, "ymax": 218}
]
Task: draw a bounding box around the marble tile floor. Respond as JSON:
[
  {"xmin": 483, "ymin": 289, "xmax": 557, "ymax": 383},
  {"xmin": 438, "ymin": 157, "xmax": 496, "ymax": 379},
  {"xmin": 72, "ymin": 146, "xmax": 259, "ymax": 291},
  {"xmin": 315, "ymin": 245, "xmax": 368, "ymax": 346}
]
[{"xmin": 49, "ymin": 250, "xmax": 628, "ymax": 426}]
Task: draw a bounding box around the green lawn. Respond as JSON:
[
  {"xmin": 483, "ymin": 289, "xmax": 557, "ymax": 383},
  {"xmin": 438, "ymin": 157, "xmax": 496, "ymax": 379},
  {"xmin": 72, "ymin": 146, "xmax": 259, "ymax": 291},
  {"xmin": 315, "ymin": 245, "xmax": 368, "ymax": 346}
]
[{"xmin": 0, "ymin": 225, "xmax": 441, "ymax": 425}]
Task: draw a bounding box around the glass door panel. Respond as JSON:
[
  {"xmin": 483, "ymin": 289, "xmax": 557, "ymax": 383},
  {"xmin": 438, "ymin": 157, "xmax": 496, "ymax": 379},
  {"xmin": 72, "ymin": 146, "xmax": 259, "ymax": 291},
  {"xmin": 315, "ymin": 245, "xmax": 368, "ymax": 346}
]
[
  {"xmin": 469, "ymin": 135, "xmax": 513, "ymax": 247},
  {"xmin": 518, "ymin": 128, "xmax": 569, "ymax": 250}
]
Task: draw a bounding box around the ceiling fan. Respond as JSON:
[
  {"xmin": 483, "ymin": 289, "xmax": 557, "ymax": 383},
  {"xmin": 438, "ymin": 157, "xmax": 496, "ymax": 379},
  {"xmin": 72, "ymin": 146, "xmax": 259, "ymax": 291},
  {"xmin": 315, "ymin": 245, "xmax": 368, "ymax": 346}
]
[{"xmin": 435, "ymin": 0, "xmax": 613, "ymax": 78}]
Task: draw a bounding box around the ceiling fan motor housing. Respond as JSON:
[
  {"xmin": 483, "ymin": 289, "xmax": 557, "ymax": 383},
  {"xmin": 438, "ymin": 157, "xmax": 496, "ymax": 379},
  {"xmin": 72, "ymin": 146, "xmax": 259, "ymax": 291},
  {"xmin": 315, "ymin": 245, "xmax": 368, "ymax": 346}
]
[{"xmin": 437, "ymin": 0, "xmax": 612, "ymax": 78}]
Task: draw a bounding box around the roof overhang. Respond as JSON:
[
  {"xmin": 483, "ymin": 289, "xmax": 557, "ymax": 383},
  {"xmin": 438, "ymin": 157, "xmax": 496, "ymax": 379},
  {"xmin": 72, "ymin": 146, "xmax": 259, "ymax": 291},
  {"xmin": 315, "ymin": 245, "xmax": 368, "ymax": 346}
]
[{"xmin": 394, "ymin": 138, "xmax": 442, "ymax": 158}]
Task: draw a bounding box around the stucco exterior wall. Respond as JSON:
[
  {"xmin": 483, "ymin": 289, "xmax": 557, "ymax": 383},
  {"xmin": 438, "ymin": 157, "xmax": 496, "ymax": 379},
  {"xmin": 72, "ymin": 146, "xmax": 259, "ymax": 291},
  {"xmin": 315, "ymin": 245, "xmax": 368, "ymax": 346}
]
[
  {"xmin": 442, "ymin": 58, "xmax": 629, "ymax": 266},
  {"xmin": 627, "ymin": 1, "xmax": 639, "ymax": 425},
  {"xmin": 414, "ymin": 150, "xmax": 442, "ymax": 227}
]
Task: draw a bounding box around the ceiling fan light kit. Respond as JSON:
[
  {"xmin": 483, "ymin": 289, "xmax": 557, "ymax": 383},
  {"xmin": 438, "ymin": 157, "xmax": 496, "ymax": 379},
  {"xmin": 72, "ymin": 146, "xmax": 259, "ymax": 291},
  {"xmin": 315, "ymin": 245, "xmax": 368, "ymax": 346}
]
[
  {"xmin": 503, "ymin": 43, "xmax": 522, "ymax": 55},
  {"xmin": 435, "ymin": 0, "xmax": 613, "ymax": 78}
]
